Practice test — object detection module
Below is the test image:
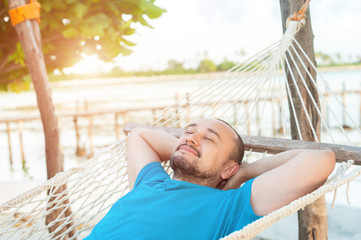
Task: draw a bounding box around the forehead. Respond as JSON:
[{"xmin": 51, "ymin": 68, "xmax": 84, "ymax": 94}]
[{"xmin": 186, "ymin": 119, "xmax": 236, "ymax": 140}]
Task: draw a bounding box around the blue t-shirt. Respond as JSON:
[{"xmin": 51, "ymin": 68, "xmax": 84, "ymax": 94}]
[{"xmin": 85, "ymin": 162, "xmax": 261, "ymax": 240}]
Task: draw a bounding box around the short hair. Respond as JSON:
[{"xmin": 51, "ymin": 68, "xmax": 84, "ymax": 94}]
[{"xmin": 217, "ymin": 119, "xmax": 245, "ymax": 164}]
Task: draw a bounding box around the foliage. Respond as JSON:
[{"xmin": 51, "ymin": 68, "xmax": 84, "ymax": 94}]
[
  {"xmin": 217, "ymin": 58, "xmax": 236, "ymax": 71},
  {"xmin": 0, "ymin": 0, "xmax": 165, "ymax": 91},
  {"xmin": 198, "ymin": 59, "xmax": 217, "ymax": 73}
]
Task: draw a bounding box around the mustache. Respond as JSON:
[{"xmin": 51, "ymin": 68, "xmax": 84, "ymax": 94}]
[{"xmin": 176, "ymin": 143, "xmax": 201, "ymax": 157}]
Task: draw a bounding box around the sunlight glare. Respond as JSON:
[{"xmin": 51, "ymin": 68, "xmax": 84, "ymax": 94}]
[{"xmin": 63, "ymin": 54, "xmax": 114, "ymax": 75}]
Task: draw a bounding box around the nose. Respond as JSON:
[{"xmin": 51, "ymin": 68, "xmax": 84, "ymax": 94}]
[{"xmin": 186, "ymin": 132, "xmax": 198, "ymax": 146}]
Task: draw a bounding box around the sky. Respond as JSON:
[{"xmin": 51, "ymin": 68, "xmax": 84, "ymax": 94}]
[{"xmin": 67, "ymin": 0, "xmax": 361, "ymax": 73}]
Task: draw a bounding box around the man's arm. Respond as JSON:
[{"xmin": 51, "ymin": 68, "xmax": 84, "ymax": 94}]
[
  {"xmin": 223, "ymin": 149, "xmax": 335, "ymax": 216},
  {"xmin": 127, "ymin": 128, "xmax": 178, "ymax": 190}
]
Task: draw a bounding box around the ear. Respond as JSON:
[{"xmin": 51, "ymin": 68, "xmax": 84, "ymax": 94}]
[{"xmin": 221, "ymin": 163, "xmax": 239, "ymax": 180}]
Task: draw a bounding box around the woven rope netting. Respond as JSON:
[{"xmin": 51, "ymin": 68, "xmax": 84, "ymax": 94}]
[{"xmin": 1, "ymin": 15, "xmax": 361, "ymax": 240}]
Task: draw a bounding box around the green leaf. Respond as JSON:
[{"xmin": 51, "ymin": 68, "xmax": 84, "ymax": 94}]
[
  {"xmin": 7, "ymin": 42, "xmax": 25, "ymax": 66},
  {"xmin": 141, "ymin": 0, "xmax": 166, "ymax": 19},
  {"xmin": 41, "ymin": 0, "xmax": 52, "ymax": 13},
  {"xmin": 65, "ymin": 0, "xmax": 78, "ymax": 4},
  {"xmin": 121, "ymin": 38, "xmax": 136, "ymax": 46},
  {"xmin": 80, "ymin": 14, "xmax": 111, "ymax": 37},
  {"xmin": 73, "ymin": 3, "xmax": 88, "ymax": 20},
  {"xmin": 7, "ymin": 79, "xmax": 30, "ymax": 93},
  {"xmin": 63, "ymin": 27, "xmax": 78, "ymax": 38},
  {"xmin": 52, "ymin": 1, "xmax": 67, "ymax": 10}
]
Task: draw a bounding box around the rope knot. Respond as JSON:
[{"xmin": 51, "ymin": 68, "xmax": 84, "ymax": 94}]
[{"xmin": 286, "ymin": 0, "xmax": 310, "ymax": 29}]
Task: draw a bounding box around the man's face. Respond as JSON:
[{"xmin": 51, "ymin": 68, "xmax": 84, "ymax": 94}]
[{"xmin": 170, "ymin": 118, "xmax": 237, "ymax": 183}]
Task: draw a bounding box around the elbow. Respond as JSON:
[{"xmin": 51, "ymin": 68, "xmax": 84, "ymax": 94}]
[
  {"xmin": 321, "ymin": 150, "xmax": 336, "ymax": 177},
  {"xmin": 128, "ymin": 128, "xmax": 143, "ymax": 138}
]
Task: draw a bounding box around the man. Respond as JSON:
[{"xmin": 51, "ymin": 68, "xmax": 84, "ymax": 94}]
[{"xmin": 86, "ymin": 118, "xmax": 335, "ymax": 239}]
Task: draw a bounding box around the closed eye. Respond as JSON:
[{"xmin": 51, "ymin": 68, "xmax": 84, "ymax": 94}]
[{"xmin": 205, "ymin": 136, "xmax": 214, "ymax": 142}]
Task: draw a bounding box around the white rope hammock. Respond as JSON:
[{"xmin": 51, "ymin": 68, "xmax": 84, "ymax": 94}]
[{"xmin": 1, "ymin": 12, "xmax": 361, "ymax": 240}]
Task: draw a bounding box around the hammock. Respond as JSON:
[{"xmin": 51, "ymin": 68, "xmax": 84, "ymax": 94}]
[{"xmin": 1, "ymin": 4, "xmax": 361, "ymax": 240}]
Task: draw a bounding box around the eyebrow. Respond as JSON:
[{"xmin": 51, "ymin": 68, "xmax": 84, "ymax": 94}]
[
  {"xmin": 207, "ymin": 128, "xmax": 220, "ymax": 140},
  {"xmin": 185, "ymin": 123, "xmax": 220, "ymax": 140}
]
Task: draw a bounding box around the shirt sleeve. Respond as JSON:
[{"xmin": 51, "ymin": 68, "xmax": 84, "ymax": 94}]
[
  {"xmin": 133, "ymin": 162, "xmax": 170, "ymax": 189},
  {"xmin": 241, "ymin": 178, "xmax": 263, "ymax": 219}
]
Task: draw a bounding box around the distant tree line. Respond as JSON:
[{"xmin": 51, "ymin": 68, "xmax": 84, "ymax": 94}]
[{"xmin": 49, "ymin": 51, "xmax": 361, "ymax": 81}]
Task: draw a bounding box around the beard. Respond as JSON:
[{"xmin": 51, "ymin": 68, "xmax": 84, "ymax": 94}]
[{"xmin": 170, "ymin": 153, "xmax": 217, "ymax": 182}]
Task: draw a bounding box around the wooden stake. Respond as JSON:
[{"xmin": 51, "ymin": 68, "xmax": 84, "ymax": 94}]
[
  {"xmin": 174, "ymin": 92, "xmax": 180, "ymax": 127},
  {"xmin": 186, "ymin": 92, "xmax": 190, "ymax": 122},
  {"xmin": 6, "ymin": 122, "xmax": 13, "ymax": 170},
  {"xmin": 115, "ymin": 113, "xmax": 120, "ymax": 139},
  {"xmin": 233, "ymin": 103, "xmax": 238, "ymax": 126},
  {"xmin": 272, "ymin": 102, "xmax": 276, "ymax": 136},
  {"xmin": 88, "ymin": 115, "xmax": 94, "ymax": 158},
  {"xmin": 342, "ymin": 82, "xmax": 347, "ymax": 127},
  {"xmin": 245, "ymin": 102, "xmax": 251, "ymax": 135},
  {"xmin": 17, "ymin": 120, "xmax": 26, "ymax": 171},
  {"xmin": 73, "ymin": 116, "xmax": 84, "ymax": 157},
  {"xmin": 359, "ymin": 88, "xmax": 361, "ymax": 128}
]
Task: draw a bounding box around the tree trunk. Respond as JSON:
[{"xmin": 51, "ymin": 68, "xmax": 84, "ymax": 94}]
[
  {"xmin": 8, "ymin": 0, "xmax": 74, "ymax": 238},
  {"xmin": 279, "ymin": 0, "xmax": 328, "ymax": 239}
]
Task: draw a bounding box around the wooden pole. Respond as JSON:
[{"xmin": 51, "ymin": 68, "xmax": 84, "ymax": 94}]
[
  {"xmin": 279, "ymin": 0, "xmax": 327, "ymax": 239},
  {"xmin": 8, "ymin": 1, "xmax": 74, "ymax": 237},
  {"xmin": 73, "ymin": 116, "xmax": 85, "ymax": 157},
  {"xmin": 342, "ymin": 82, "xmax": 347, "ymax": 127},
  {"xmin": 84, "ymin": 100, "xmax": 94, "ymax": 158},
  {"xmin": 245, "ymin": 102, "xmax": 251, "ymax": 135},
  {"xmin": 233, "ymin": 103, "xmax": 238, "ymax": 126},
  {"xmin": 88, "ymin": 115, "xmax": 94, "ymax": 158},
  {"xmin": 6, "ymin": 122, "xmax": 13, "ymax": 170},
  {"xmin": 174, "ymin": 92, "xmax": 180, "ymax": 127},
  {"xmin": 359, "ymin": 88, "xmax": 361, "ymax": 128},
  {"xmin": 186, "ymin": 92, "xmax": 190, "ymax": 122},
  {"xmin": 115, "ymin": 113, "xmax": 120, "ymax": 139},
  {"xmin": 17, "ymin": 120, "xmax": 26, "ymax": 172},
  {"xmin": 272, "ymin": 102, "xmax": 276, "ymax": 136}
]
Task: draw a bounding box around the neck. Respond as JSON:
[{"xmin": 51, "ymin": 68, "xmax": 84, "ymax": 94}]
[{"xmin": 173, "ymin": 173, "xmax": 221, "ymax": 188}]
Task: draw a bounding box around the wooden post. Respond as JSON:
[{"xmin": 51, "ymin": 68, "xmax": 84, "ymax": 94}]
[
  {"xmin": 280, "ymin": 0, "xmax": 327, "ymax": 239},
  {"xmin": 325, "ymin": 83, "xmax": 330, "ymax": 129},
  {"xmin": 84, "ymin": 101, "xmax": 94, "ymax": 158},
  {"xmin": 73, "ymin": 116, "xmax": 85, "ymax": 157},
  {"xmin": 272, "ymin": 102, "xmax": 276, "ymax": 136},
  {"xmin": 8, "ymin": 1, "xmax": 74, "ymax": 237},
  {"xmin": 88, "ymin": 115, "xmax": 94, "ymax": 158},
  {"xmin": 17, "ymin": 120, "xmax": 26, "ymax": 171},
  {"xmin": 6, "ymin": 122, "xmax": 13, "ymax": 170},
  {"xmin": 174, "ymin": 92, "xmax": 180, "ymax": 127},
  {"xmin": 359, "ymin": 88, "xmax": 361, "ymax": 128},
  {"xmin": 245, "ymin": 102, "xmax": 251, "ymax": 135},
  {"xmin": 256, "ymin": 100, "xmax": 261, "ymax": 135},
  {"xmin": 186, "ymin": 92, "xmax": 190, "ymax": 122},
  {"xmin": 233, "ymin": 103, "xmax": 238, "ymax": 126},
  {"xmin": 342, "ymin": 82, "xmax": 347, "ymax": 127},
  {"xmin": 278, "ymin": 99, "xmax": 283, "ymax": 135},
  {"xmin": 115, "ymin": 113, "xmax": 120, "ymax": 139}
]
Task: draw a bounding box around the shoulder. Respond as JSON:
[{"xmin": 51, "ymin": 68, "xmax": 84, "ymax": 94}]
[{"xmin": 133, "ymin": 162, "xmax": 170, "ymax": 189}]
